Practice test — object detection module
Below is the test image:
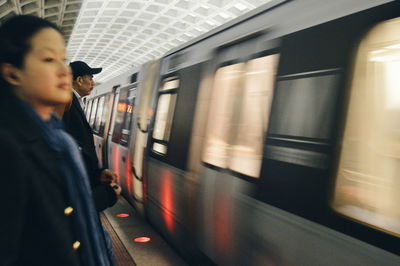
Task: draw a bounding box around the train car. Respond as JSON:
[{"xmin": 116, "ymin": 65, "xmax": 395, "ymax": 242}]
[
  {"xmin": 86, "ymin": 0, "xmax": 400, "ymax": 265},
  {"xmin": 87, "ymin": 62, "xmax": 160, "ymax": 212}
]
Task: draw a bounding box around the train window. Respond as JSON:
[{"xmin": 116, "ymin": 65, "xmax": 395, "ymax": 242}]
[
  {"xmin": 93, "ymin": 96, "xmax": 105, "ymax": 134},
  {"xmin": 130, "ymin": 72, "xmax": 137, "ymax": 84},
  {"xmin": 99, "ymin": 94, "xmax": 111, "ymax": 136},
  {"xmin": 230, "ymin": 55, "xmax": 279, "ymax": 177},
  {"xmin": 85, "ymin": 99, "xmax": 93, "ymax": 120},
  {"xmin": 152, "ymin": 77, "xmax": 179, "ymax": 155},
  {"xmin": 112, "ymin": 86, "xmax": 130, "ymax": 144},
  {"xmin": 333, "ymin": 18, "xmax": 400, "ymax": 236},
  {"xmin": 152, "ymin": 94, "xmax": 177, "ymax": 140},
  {"xmin": 89, "ymin": 97, "xmax": 98, "ymax": 128},
  {"xmin": 160, "ymin": 79, "xmax": 179, "ymax": 91},
  {"xmin": 268, "ymin": 74, "xmax": 339, "ymax": 140},
  {"xmin": 203, "ymin": 54, "xmax": 279, "ymax": 177},
  {"xmin": 120, "ymin": 86, "xmax": 136, "ymax": 147},
  {"xmin": 153, "ymin": 142, "xmax": 167, "ymax": 155},
  {"xmin": 203, "ymin": 63, "xmax": 244, "ymax": 169}
]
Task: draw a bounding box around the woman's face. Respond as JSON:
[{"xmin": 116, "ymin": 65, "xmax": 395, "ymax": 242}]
[{"xmin": 14, "ymin": 27, "xmax": 72, "ymax": 117}]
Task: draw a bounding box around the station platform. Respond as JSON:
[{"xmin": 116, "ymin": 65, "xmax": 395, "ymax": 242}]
[{"xmin": 101, "ymin": 197, "xmax": 187, "ymax": 266}]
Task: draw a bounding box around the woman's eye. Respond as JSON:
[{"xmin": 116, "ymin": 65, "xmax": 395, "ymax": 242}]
[{"xmin": 43, "ymin": 58, "xmax": 54, "ymax": 62}]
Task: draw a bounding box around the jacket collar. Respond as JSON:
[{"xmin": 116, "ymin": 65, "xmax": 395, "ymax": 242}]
[
  {"xmin": 71, "ymin": 94, "xmax": 93, "ymax": 134},
  {"xmin": 72, "ymin": 89, "xmax": 85, "ymax": 110},
  {"xmin": 0, "ymin": 95, "xmax": 65, "ymax": 186},
  {"xmin": 0, "ymin": 96, "xmax": 41, "ymax": 143}
]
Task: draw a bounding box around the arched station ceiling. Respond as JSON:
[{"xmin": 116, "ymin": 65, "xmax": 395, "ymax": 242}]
[{"xmin": 0, "ymin": 0, "xmax": 274, "ymax": 82}]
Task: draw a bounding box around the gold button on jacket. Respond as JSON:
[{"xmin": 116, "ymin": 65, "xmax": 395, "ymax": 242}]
[
  {"xmin": 72, "ymin": 241, "xmax": 81, "ymax": 251},
  {"xmin": 64, "ymin": 207, "xmax": 74, "ymax": 216}
]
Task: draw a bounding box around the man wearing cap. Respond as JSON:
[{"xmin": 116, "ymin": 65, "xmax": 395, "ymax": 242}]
[{"xmin": 63, "ymin": 61, "xmax": 121, "ymax": 212}]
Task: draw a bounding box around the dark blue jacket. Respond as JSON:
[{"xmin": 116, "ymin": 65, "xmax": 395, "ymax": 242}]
[{"xmin": 0, "ymin": 95, "xmax": 81, "ymax": 266}]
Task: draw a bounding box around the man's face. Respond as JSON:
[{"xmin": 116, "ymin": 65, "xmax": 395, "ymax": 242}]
[{"xmin": 75, "ymin": 74, "xmax": 95, "ymax": 97}]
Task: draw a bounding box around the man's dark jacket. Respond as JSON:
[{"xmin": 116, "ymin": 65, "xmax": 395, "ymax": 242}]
[{"xmin": 63, "ymin": 94, "xmax": 116, "ymax": 211}]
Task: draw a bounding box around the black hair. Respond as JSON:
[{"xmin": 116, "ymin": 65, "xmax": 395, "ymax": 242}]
[{"xmin": 0, "ymin": 15, "xmax": 62, "ymax": 94}]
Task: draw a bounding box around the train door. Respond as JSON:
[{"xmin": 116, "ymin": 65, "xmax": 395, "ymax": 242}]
[
  {"xmin": 108, "ymin": 84, "xmax": 137, "ymax": 195},
  {"xmin": 194, "ymin": 35, "xmax": 280, "ymax": 265},
  {"xmin": 130, "ymin": 61, "xmax": 160, "ymax": 212},
  {"xmin": 146, "ymin": 53, "xmax": 204, "ymax": 259}
]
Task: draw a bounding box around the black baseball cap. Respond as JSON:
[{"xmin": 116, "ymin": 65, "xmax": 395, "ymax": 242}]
[{"xmin": 69, "ymin": 61, "xmax": 102, "ymax": 80}]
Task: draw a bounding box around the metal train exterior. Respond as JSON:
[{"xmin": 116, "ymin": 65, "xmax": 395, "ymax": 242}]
[{"xmin": 85, "ymin": 0, "xmax": 400, "ymax": 265}]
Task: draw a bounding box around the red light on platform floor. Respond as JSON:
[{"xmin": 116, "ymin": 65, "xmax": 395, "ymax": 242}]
[
  {"xmin": 134, "ymin": 237, "xmax": 151, "ymax": 243},
  {"xmin": 116, "ymin": 213, "xmax": 130, "ymax": 218}
]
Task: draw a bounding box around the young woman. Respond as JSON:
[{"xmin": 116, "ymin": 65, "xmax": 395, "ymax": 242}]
[{"xmin": 0, "ymin": 15, "xmax": 112, "ymax": 266}]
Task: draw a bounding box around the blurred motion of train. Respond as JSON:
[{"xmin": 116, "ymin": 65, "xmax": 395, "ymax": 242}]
[{"xmin": 84, "ymin": 0, "xmax": 400, "ymax": 265}]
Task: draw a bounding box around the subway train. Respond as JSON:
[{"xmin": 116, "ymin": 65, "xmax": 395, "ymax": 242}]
[{"xmin": 84, "ymin": 0, "xmax": 400, "ymax": 265}]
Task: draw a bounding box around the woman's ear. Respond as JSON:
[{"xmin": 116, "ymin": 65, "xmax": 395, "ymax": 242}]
[{"xmin": 0, "ymin": 63, "xmax": 21, "ymax": 87}]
